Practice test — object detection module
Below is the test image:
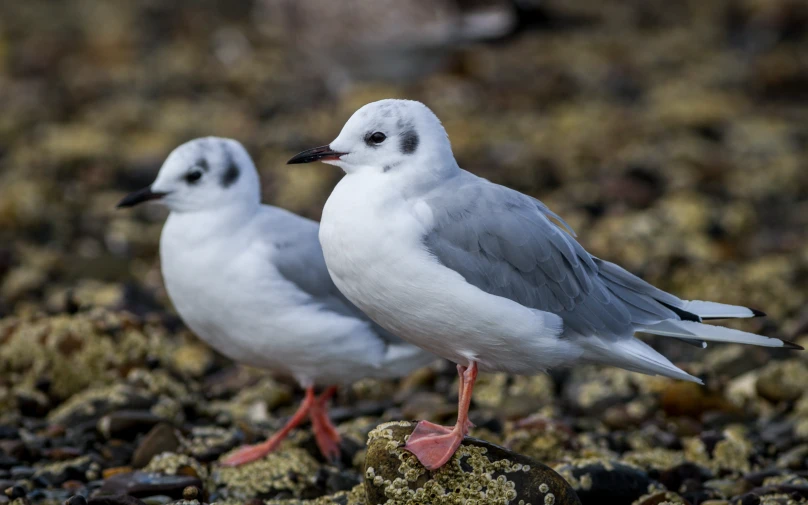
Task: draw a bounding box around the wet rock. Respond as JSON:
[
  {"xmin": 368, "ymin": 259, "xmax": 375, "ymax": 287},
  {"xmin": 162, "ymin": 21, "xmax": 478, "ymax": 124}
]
[
  {"xmin": 65, "ymin": 496, "xmax": 87, "ymax": 505},
  {"xmin": 98, "ymin": 412, "xmax": 164, "ymax": 440},
  {"xmin": 98, "ymin": 472, "xmax": 201, "ymax": 500},
  {"xmin": 363, "ymin": 421, "xmax": 580, "ymax": 505},
  {"xmin": 131, "ymin": 425, "xmax": 180, "ymax": 468},
  {"xmin": 554, "ymin": 459, "xmax": 656, "ymax": 505}
]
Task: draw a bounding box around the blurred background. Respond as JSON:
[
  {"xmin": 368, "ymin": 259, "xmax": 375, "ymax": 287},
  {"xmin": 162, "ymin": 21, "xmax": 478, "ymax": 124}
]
[{"xmin": 1, "ymin": 1, "xmax": 808, "ymax": 504}]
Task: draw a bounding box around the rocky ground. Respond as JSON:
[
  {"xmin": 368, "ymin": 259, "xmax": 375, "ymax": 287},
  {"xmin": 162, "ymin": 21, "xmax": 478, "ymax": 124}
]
[{"xmin": 1, "ymin": 1, "xmax": 808, "ymax": 504}]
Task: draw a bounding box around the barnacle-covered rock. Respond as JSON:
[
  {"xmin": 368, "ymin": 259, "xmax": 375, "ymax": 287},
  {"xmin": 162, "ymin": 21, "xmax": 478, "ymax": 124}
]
[
  {"xmin": 211, "ymin": 447, "xmax": 321, "ymax": 500},
  {"xmin": 363, "ymin": 421, "xmax": 580, "ymax": 505}
]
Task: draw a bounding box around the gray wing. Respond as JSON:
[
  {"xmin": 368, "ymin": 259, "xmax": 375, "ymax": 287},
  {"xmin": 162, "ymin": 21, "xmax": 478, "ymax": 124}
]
[
  {"xmin": 422, "ymin": 171, "xmax": 693, "ymax": 339},
  {"xmin": 259, "ymin": 207, "xmax": 407, "ymax": 345}
]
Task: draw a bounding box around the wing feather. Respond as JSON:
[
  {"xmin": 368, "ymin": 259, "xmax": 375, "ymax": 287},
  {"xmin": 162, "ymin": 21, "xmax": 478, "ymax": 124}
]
[{"xmin": 421, "ymin": 172, "xmax": 680, "ymax": 339}]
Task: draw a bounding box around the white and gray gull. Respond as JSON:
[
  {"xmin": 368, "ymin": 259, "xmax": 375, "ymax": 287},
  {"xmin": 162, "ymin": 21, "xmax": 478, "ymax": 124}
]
[
  {"xmin": 287, "ymin": 99, "xmax": 803, "ymax": 470},
  {"xmin": 117, "ymin": 137, "xmax": 435, "ymax": 466}
]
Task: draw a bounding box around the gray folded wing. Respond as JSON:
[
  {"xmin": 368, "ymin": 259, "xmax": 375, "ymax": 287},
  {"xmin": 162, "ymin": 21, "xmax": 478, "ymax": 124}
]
[
  {"xmin": 422, "ymin": 171, "xmax": 690, "ymax": 339},
  {"xmin": 264, "ymin": 208, "xmax": 407, "ymax": 346}
]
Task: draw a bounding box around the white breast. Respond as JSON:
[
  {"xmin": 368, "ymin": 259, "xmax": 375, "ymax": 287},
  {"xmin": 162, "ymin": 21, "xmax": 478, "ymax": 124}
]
[
  {"xmin": 159, "ymin": 211, "xmax": 391, "ymax": 386},
  {"xmin": 320, "ymin": 174, "xmax": 580, "ymax": 375}
]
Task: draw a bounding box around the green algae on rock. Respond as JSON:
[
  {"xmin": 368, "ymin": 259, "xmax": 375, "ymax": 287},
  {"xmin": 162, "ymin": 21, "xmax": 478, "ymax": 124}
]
[{"xmin": 363, "ymin": 421, "xmax": 581, "ymax": 505}]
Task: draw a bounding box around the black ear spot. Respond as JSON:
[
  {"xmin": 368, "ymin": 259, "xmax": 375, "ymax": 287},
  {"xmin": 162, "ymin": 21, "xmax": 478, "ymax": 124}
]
[
  {"xmin": 220, "ymin": 150, "xmax": 240, "ymax": 188},
  {"xmin": 220, "ymin": 161, "xmax": 240, "ymax": 188},
  {"xmin": 400, "ymin": 129, "xmax": 419, "ymax": 155}
]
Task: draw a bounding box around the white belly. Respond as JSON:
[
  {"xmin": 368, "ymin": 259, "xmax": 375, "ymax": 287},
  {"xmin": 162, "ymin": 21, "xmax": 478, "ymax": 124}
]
[
  {"xmin": 159, "ymin": 213, "xmax": 389, "ymax": 386},
  {"xmin": 320, "ymin": 174, "xmax": 578, "ymax": 375}
]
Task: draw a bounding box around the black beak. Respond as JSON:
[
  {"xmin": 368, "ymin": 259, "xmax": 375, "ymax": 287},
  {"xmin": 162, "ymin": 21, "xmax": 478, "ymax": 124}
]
[
  {"xmin": 287, "ymin": 145, "xmax": 346, "ymax": 165},
  {"xmin": 116, "ymin": 187, "xmax": 167, "ymax": 208}
]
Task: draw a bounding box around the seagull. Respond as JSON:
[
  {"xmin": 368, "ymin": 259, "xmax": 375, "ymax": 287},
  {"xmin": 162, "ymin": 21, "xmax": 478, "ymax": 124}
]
[
  {"xmin": 287, "ymin": 99, "xmax": 803, "ymax": 470},
  {"xmin": 117, "ymin": 137, "xmax": 435, "ymax": 466}
]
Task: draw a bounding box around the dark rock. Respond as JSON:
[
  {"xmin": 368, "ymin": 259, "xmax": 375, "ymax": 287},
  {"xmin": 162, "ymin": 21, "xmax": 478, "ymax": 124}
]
[
  {"xmin": 657, "ymin": 462, "xmax": 713, "ymax": 492},
  {"xmin": 88, "ymin": 495, "xmax": 148, "ymax": 505},
  {"xmin": 131, "ymin": 424, "xmax": 179, "ymax": 468},
  {"xmin": 98, "ymin": 473, "xmax": 201, "ymax": 500},
  {"xmin": 65, "ymin": 495, "xmax": 87, "ymax": 505},
  {"xmin": 554, "ymin": 459, "xmax": 656, "ymax": 505},
  {"xmin": 364, "ymin": 421, "xmax": 581, "ymax": 505},
  {"xmin": 4, "ymin": 486, "xmax": 26, "ymax": 499},
  {"xmin": 98, "ymin": 412, "xmax": 164, "ymax": 441},
  {"xmin": 34, "ymin": 456, "xmax": 97, "ymax": 486},
  {"xmin": 10, "ymin": 467, "xmax": 34, "ymax": 480}
]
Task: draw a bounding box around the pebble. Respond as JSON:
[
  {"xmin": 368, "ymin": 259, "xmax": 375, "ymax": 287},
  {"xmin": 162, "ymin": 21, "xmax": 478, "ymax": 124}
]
[
  {"xmin": 98, "ymin": 473, "xmax": 201, "ymax": 500},
  {"xmin": 131, "ymin": 425, "xmax": 179, "ymax": 468}
]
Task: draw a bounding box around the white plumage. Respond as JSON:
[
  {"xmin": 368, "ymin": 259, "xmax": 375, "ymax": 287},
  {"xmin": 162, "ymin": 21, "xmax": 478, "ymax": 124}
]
[
  {"xmin": 118, "ymin": 136, "xmax": 434, "ymax": 466},
  {"xmin": 288, "ymin": 99, "xmax": 801, "ymax": 469}
]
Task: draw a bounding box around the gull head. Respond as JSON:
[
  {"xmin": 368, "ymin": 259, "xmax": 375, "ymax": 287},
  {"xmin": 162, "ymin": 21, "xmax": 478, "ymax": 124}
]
[
  {"xmin": 288, "ymin": 99, "xmax": 456, "ymax": 176},
  {"xmin": 117, "ymin": 137, "xmax": 260, "ymax": 213}
]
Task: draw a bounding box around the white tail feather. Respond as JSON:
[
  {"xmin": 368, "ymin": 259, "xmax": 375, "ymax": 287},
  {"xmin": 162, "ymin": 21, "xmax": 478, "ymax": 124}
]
[
  {"xmin": 680, "ymin": 300, "xmax": 757, "ymax": 319},
  {"xmin": 375, "ymin": 344, "xmax": 436, "ymax": 378},
  {"xmin": 582, "ymin": 336, "xmax": 703, "ymax": 384},
  {"xmin": 641, "ymin": 320, "xmax": 786, "ymax": 348}
]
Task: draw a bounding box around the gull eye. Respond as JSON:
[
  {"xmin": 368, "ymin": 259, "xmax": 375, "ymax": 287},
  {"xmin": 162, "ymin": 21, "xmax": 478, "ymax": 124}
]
[
  {"xmin": 185, "ymin": 170, "xmax": 203, "ymax": 184},
  {"xmin": 368, "ymin": 132, "xmax": 387, "ymax": 145}
]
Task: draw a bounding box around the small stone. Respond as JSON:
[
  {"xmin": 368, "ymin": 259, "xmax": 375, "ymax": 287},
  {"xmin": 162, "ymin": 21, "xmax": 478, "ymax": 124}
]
[
  {"xmin": 87, "ymin": 496, "xmax": 148, "ymax": 505},
  {"xmin": 131, "ymin": 424, "xmax": 180, "ymax": 468},
  {"xmin": 102, "ymin": 468, "xmax": 133, "ymax": 480},
  {"xmin": 64, "ymin": 496, "xmax": 87, "ymax": 505},
  {"xmin": 5, "ymin": 486, "xmax": 26, "ymax": 499},
  {"xmin": 181, "ymin": 487, "xmax": 198, "ymax": 500},
  {"xmin": 98, "ymin": 472, "xmax": 201, "ymax": 500},
  {"xmin": 98, "ymin": 411, "xmax": 164, "ymax": 440},
  {"xmin": 363, "ymin": 421, "xmax": 580, "ymax": 505}
]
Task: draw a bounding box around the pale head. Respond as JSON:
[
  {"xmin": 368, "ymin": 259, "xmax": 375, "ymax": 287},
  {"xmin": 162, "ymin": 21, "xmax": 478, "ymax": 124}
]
[
  {"xmin": 288, "ymin": 99, "xmax": 457, "ymax": 178},
  {"xmin": 118, "ymin": 137, "xmax": 260, "ymax": 213}
]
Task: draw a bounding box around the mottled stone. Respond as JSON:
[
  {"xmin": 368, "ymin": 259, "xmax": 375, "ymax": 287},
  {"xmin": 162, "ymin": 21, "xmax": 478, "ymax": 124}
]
[{"xmin": 364, "ymin": 421, "xmax": 580, "ymax": 505}]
